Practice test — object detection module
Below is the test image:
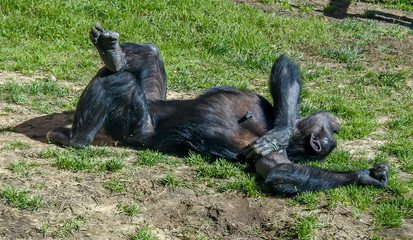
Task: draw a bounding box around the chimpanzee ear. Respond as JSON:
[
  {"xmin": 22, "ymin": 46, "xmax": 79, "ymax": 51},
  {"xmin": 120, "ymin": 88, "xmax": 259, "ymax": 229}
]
[{"xmin": 310, "ymin": 133, "xmax": 322, "ymax": 152}]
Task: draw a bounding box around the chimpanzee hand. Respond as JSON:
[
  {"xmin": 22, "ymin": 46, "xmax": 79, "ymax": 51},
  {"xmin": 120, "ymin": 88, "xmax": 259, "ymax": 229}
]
[
  {"xmin": 357, "ymin": 162, "xmax": 390, "ymax": 188},
  {"xmin": 242, "ymin": 128, "xmax": 292, "ymax": 160}
]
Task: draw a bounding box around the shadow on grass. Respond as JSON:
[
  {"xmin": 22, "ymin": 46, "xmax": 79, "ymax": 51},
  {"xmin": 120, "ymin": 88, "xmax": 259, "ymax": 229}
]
[
  {"xmin": 13, "ymin": 113, "xmax": 281, "ymax": 197},
  {"xmin": 14, "ymin": 112, "xmax": 115, "ymax": 146},
  {"xmin": 324, "ymin": 0, "xmax": 413, "ymax": 28}
]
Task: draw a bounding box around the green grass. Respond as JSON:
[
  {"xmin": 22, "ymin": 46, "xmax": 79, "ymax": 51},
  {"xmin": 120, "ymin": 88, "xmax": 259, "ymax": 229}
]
[
  {"xmin": 324, "ymin": 4, "xmax": 337, "ymax": 14},
  {"xmin": 292, "ymin": 213, "xmax": 320, "ymax": 240},
  {"xmin": 105, "ymin": 158, "xmax": 125, "ymax": 171},
  {"xmin": 362, "ymin": 10, "xmax": 377, "ymax": 18},
  {"xmin": 161, "ymin": 173, "xmax": 184, "ymax": 188},
  {"xmin": 105, "ymin": 179, "xmax": 127, "ymax": 193},
  {"xmin": 218, "ymin": 174, "xmax": 261, "ymax": 197},
  {"xmin": 134, "ymin": 149, "xmax": 182, "ymax": 167},
  {"xmin": 355, "ymin": 0, "xmax": 413, "ymax": 11},
  {"xmin": 0, "ymin": 0, "xmax": 412, "ymax": 237},
  {"xmin": 297, "ymin": 3, "xmax": 316, "ymax": 13},
  {"xmin": 372, "ymin": 197, "xmax": 413, "ymax": 230},
  {"xmin": 128, "ymin": 226, "xmax": 158, "ymax": 240},
  {"xmin": 39, "ymin": 222, "xmax": 50, "ymax": 238},
  {"xmin": 292, "ymin": 191, "xmax": 322, "ymax": 210},
  {"xmin": 296, "ymin": 149, "xmax": 413, "ymax": 229},
  {"xmin": 1, "ymin": 141, "xmax": 31, "ymax": 150},
  {"xmin": 197, "ymin": 158, "xmax": 247, "ymax": 179},
  {"xmin": 317, "ymin": 45, "xmax": 364, "ymax": 64},
  {"xmin": 57, "ymin": 214, "xmax": 85, "ymax": 238},
  {"xmin": 0, "ymin": 186, "xmax": 42, "ymax": 210},
  {"xmin": 1, "ymin": 0, "xmax": 409, "ymax": 93},
  {"xmin": 7, "ymin": 160, "xmax": 40, "ymax": 177},
  {"xmin": 185, "ymin": 151, "xmax": 261, "ymax": 197},
  {"xmin": 381, "ymin": 139, "xmax": 413, "ymax": 173},
  {"xmin": 0, "ymin": 79, "xmax": 76, "ymax": 113},
  {"xmin": 117, "ymin": 202, "xmax": 143, "ymax": 217},
  {"xmin": 39, "ymin": 146, "xmax": 123, "ymax": 171}
]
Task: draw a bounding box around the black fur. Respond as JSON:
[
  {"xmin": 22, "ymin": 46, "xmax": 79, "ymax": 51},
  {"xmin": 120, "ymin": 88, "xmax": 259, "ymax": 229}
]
[{"xmin": 47, "ymin": 26, "xmax": 390, "ymax": 194}]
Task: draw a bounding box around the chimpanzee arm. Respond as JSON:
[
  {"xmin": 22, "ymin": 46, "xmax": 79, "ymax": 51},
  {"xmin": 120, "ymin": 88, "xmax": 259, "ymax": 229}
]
[
  {"xmin": 255, "ymin": 153, "xmax": 390, "ymax": 195},
  {"xmin": 243, "ymin": 55, "xmax": 300, "ymax": 160}
]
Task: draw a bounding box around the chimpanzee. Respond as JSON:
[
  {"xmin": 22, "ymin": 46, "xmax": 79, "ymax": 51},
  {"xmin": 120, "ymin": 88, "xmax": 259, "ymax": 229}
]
[{"xmin": 47, "ymin": 25, "xmax": 390, "ymax": 195}]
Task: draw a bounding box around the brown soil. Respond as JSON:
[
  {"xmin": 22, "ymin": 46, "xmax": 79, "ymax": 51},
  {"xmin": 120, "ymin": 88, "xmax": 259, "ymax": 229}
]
[{"xmin": 1, "ymin": 1, "xmax": 412, "ymax": 239}]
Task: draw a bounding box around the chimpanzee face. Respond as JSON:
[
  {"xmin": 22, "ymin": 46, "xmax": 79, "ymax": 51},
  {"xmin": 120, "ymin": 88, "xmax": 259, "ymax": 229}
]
[{"xmin": 287, "ymin": 111, "xmax": 340, "ymax": 162}]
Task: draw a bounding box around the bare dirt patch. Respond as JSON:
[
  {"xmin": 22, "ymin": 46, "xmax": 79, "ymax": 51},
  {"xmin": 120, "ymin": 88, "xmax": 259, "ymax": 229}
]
[{"xmin": 0, "ymin": 73, "xmax": 411, "ymax": 240}]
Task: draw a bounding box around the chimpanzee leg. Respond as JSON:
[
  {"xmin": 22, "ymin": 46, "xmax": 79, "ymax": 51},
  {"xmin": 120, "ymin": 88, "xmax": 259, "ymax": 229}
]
[
  {"xmin": 47, "ymin": 69, "xmax": 111, "ymax": 148},
  {"xmin": 255, "ymin": 152, "xmax": 390, "ymax": 195},
  {"xmin": 90, "ymin": 25, "xmax": 167, "ymax": 101},
  {"xmin": 122, "ymin": 43, "xmax": 167, "ymax": 101},
  {"xmin": 48, "ymin": 68, "xmax": 152, "ymax": 147},
  {"xmin": 90, "ymin": 25, "xmax": 125, "ymax": 72},
  {"xmin": 48, "ymin": 27, "xmax": 166, "ymax": 147},
  {"xmin": 102, "ymin": 70, "xmax": 153, "ymax": 144},
  {"xmin": 243, "ymin": 55, "xmax": 300, "ymax": 159},
  {"xmin": 70, "ymin": 71, "xmax": 110, "ymax": 147}
]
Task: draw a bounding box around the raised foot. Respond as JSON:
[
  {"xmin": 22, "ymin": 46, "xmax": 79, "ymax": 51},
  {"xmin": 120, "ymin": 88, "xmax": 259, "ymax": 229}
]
[
  {"xmin": 90, "ymin": 25, "xmax": 125, "ymax": 72},
  {"xmin": 47, "ymin": 127, "xmax": 84, "ymax": 149},
  {"xmin": 90, "ymin": 25, "xmax": 120, "ymax": 49}
]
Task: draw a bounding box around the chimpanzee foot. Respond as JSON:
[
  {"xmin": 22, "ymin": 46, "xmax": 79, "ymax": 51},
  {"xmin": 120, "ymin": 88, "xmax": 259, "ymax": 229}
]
[
  {"xmin": 89, "ymin": 25, "xmax": 125, "ymax": 72},
  {"xmin": 357, "ymin": 162, "xmax": 390, "ymax": 188},
  {"xmin": 47, "ymin": 127, "xmax": 84, "ymax": 149}
]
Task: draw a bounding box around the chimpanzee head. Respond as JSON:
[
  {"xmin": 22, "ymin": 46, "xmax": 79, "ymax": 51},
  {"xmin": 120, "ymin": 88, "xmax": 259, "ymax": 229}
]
[{"xmin": 287, "ymin": 111, "xmax": 340, "ymax": 162}]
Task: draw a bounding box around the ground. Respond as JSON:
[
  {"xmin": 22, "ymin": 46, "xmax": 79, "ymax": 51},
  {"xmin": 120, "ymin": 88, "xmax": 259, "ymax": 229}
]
[
  {"xmin": 0, "ymin": 0, "xmax": 412, "ymax": 239},
  {"xmin": 0, "ymin": 83, "xmax": 397, "ymax": 239}
]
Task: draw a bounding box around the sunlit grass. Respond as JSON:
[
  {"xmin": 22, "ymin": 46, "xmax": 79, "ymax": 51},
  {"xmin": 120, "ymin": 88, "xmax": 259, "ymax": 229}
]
[
  {"xmin": 0, "ymin": 0, "xmax": 412, "ymax": 237},
  {"xmin": 0, "ymin": 186, "xmax": 42, "ymax": 210}
]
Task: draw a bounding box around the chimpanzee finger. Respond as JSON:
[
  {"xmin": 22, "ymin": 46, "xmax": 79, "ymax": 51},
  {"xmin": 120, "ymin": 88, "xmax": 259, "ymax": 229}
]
[
  {"xmin": 241, "ymin": 147, "xmax": 250, "ymax": 157},
  {"xmin": 101, "ymin": 30, "xmax": 120, "ymax": 40},
  {"xmin": 260, "ymin": 147, "xmax": 274, "ymax": 156},
  {"xmin": 91, "ymin": 26, "xmax": 101, "ymax": 36},
  {"xmin": 245, "ymin": 143, "xmax": 275, "ymax": 160},
  {"xmin": 89, "ymin": 32, "xmax": 98, "ymax": 44},
  {"xmin": 242, "ymin": 144, "xmax": 262, "ymax": 160},
  {"xmin": 241, "ymin": 141, "xmax": 256, "ymax": 155},
  {"xmin": 95, "ymin": 25, "xmax": 105, "ymax": 32},
  {"xmin": 242, "ymin": 146, "xmax": 256, "ymax": 160}
]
